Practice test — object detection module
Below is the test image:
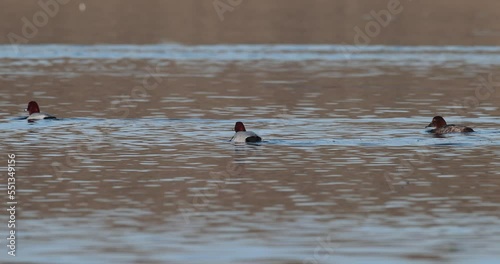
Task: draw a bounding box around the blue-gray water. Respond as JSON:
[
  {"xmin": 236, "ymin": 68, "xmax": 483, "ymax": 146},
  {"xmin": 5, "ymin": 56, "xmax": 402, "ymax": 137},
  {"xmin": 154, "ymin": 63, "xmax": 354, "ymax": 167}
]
[{"xmin": 0, "ymin": 44, "xmax": 499, "ymax": 264}]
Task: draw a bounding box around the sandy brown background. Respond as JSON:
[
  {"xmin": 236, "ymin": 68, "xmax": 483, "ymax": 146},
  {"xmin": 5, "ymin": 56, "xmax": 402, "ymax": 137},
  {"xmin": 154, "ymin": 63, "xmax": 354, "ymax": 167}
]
[{"xmin": 1, "ymin": 0, "xmax": 500, "ymax": 45}]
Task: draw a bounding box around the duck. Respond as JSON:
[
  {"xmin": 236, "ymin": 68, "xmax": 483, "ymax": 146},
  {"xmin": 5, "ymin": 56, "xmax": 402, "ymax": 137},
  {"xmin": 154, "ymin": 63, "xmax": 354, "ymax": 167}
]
[
  {"xmin": 230, "ymin": 122, "xmax": 262, "ymax": 143},
  {"xmin": 425, "ymin": 116, "xmax": 474, "ymax": 134},
  {"xmin": 25, "ymin": 101, "xmax": 56, "ymax": 121}
]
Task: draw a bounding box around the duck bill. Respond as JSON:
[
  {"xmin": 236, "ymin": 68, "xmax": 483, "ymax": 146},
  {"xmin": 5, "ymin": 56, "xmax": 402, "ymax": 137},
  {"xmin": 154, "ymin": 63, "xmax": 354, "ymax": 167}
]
[{"xmin": 425, "ymin": 122, "xmax": 433, "ymax": 128}]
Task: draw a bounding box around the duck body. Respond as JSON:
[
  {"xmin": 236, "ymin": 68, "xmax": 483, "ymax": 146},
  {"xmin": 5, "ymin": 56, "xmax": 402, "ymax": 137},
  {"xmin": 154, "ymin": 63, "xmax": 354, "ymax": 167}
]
[
  {"xmin": 428, "ymin": 125, "xmax": 474, "ymax": 134},
  {"xmin": 231, "ymin": 131, "xmax": 262, "ymax": 143},
  {"xmin": 27, "ymin": 112, "xmax": 56, "ymax": 121}
]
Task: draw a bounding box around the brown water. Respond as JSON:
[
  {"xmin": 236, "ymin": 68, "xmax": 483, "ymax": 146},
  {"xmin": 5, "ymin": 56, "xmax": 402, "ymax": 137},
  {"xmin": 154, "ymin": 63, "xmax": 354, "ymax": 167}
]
[
  {"xmin": 2, "ymin": 0, "xmax": 500, "ymax": 46},
  {"xmin": 1, "ymin": 45, "xmax": 500, "ymax": 264}
]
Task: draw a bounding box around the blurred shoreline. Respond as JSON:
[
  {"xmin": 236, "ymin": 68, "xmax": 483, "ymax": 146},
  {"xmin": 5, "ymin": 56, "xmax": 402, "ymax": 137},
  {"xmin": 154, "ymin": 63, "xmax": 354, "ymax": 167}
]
[{"xmin": 1, "ymin": 0, "xmax": 500, "ymax": 45}]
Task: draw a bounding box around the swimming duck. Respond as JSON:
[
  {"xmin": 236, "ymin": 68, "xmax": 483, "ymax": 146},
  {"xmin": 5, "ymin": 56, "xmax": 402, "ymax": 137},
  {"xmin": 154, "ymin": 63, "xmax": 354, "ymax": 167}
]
[
  {"xmin": 426, "ymin": 116, "xmax": 474, "ymax": 134},
  {"xmin": 230, "ymin": 122, "xmax": 262, "ymax": 143},
  {"xmin": 25, "ymin": 101, "xmax": 56, "ymax": 121}
]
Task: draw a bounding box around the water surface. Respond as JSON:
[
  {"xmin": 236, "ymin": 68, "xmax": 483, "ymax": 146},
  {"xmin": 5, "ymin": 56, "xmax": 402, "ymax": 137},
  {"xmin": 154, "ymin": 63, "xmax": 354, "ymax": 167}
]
[{"xmin": 0, "ymin": 44, "xmax": 500, "ymax": 264}]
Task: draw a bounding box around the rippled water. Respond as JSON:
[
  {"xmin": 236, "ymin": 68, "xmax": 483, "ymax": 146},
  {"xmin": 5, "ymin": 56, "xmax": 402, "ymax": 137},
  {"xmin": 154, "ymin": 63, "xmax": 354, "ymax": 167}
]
[{"xmin": 1, "ymin": 45, "xmax": 500, "ymax": 264}]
